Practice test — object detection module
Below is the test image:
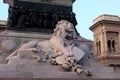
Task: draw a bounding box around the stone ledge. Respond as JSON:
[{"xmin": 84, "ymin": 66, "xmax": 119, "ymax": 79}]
[{"xmin": 0, "ymin": 31, "xmax": 52, "ymax": 40}]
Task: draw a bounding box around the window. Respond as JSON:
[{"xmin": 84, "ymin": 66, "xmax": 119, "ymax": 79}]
[
  {"xmin": 96, "ymin": 41, "xmax": 101, "ymax": 56},
  {"xmin": 107, "ymin": 40, "xmax": 116, "ymax": 53},
  {"xmin": 106, "ymin": 31, "xmax": 118, "ymax": 53}
]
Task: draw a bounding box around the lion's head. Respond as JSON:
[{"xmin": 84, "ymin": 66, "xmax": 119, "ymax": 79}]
[{"xmin": 53, "ymin": 20, "xmax": 77, "ymax": 40}]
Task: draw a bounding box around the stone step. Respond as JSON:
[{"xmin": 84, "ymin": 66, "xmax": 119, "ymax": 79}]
[
  {"xmin": 15, "ymin": 63, "xmax": 87, "ymax": 78},
  {"xmin": 8, "ymin": 57, "xmax": 40, "ymax": 65},
  {"xmin": 0, "ymin": 63, "xmax": 83, "ymax": 78},
  {"xmin": 33, "ymin": 71, "xmax": 81, "ymax": 78},
  {"xmin": 0, "ymin": 63, "xmax": 59, "ymax": 72},
  {"xmin": 89, "ymin": 66, "xmax": 113, "ymax": 73},
  {"xmin": 0, "ymin": 71, "xmax": 33, "ymax": 78},
  {"xmin": 86, "ymin": 66, "xmax": 114, "ymax": 78},
  {"xmin": 0, "ymin": 59, "xmax": 120, "ymax": 78},
  {"xmin": 16, "ymin": 63, "xmax": 60, "ymax": 72}
]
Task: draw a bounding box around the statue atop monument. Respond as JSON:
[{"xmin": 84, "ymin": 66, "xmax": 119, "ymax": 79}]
[{"xmin": 4, "ymin": 0, "xmax": 77, "ymax": 33}]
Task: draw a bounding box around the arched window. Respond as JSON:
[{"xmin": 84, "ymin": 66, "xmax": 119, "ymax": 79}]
[{"xmin": 107, "ymin": 40, "xmax": 111, "ymax": 52}]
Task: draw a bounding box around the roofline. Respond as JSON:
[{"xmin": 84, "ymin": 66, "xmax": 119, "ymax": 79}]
[
  {"xmin": 89, "ymin": 20, "xmax": 120, "ymax": 31},
  {"xmin": 0, "ymin": 20, "xmax": 7, "ymax": 22},
  {"xmin": 0, "ymin": 20, "xmax": 7, "ymax": 26},
  {"xmin": 93, "ymin": 14, "xmax": 119, "ymax": 23}
]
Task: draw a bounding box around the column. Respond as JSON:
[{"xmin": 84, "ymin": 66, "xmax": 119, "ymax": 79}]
[
  {"xmin": 101, "ymin": 31, "xmax": 104, "ymax": 56},
  {"xmin": 104, "ymin": 31, "xmax": 108, "ymax": 56}
]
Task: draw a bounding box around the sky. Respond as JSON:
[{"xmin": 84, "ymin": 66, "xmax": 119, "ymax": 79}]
[{"xmin": 0, "ymin": 0, "xmax": 120, "ymax": 40}]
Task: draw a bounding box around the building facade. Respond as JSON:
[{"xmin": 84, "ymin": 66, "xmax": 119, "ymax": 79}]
[
  {"xmin": 90, "ymin": 14, "xmax": 120, "ymax": 66},
  {"xmin": 0, "ymin": 20, "xmax": 7, "ymax": 32}
]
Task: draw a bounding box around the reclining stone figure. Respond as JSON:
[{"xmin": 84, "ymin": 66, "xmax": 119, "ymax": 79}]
[{"xmin": 6, "ymin": 20, "xmax": 91, "ymax": 76}]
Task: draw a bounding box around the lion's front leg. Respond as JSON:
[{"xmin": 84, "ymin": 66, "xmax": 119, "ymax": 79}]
[
  {"xmin": 52, "ymin": 37, "xmax": 72, "ymax": 57},
  {"xmin": 6, "ymin": 50, "xmax": 18, "ymax": 61}
]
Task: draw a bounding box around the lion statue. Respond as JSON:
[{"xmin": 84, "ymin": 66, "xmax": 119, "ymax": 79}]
[{"xmin": 6, "ymin": 20, "xmax": 91, "ymax": 76}]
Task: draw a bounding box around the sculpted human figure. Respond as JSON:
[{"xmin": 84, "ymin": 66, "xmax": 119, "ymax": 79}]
[
  {"xmin": 70, "ymin": 12, "xmax": 77, "ymax": 26},
  {"xmin": 30, "ymin": 12, "xmax": 38, "ymax": 27},
  {"xmin": 64, "ymin": 12, "xmax": 69, "ymax": 20},
  {"xmin": 58, "ymin": 11, "xmax": 64, "ymax": 21},
  {"xmin": 18, "ymin": 14, "xmax": 27, "ymax": 28},
  {"xmin": 6, "ymin": 20, "xmax": 91, "ymax": 76},
  {"xmin": 38, "ymin": 11, "xmax": 44, "ymax": 28},
  {"xmin": 13, "ymin": 6, "xmax": 20, "ymax": 27},
  {"xmin": 8, "ymin": 6, "xmax": 18, "ymax": 28},
  {"xmin": 43, "ymin": 10, "xmax": 51, "ymax": 29},
  {"xmin": 52, "ymin": 12, "xmax": 59, "ymax": 28},
  {"xmin": 7, "ymin": 6, "xmax": 13, "ymax": 28}
]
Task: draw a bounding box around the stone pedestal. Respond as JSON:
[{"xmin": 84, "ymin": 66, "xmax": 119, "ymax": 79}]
[{"xmin": 4, "ymin": 0, "xmax": 77, "ymax": 33}]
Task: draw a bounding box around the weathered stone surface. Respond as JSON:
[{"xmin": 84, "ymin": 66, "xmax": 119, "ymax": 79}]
[
  {"xmin": 32, "ymin": 63, "xmax": 80, "ymax": 78},
  {"xmin": 16, "ymin": 64, "xmax": 33, "ymax": 72},
  {"xmin": 0, "ymin": 32, "xmax": 52, "ymax": 56},
  {"xmin": 0, "ymin": 64, "xmax": 17, "ymax": 72},
  {"xmin": 8, "ymin": 58, "xmax": 39, "ymax": 65},
  {"xmin": 79, "ymin": 44, "xmax": 90, "ymax": 53},
  {"xmin": 0, "ymin": 55, "xmax": 6, "ymax": 63},
  {"xmin": 0, "ymin": 57, "xmax": 119, "ymax": 78},
  {"xmin": 0, "ymin": 39, "xmax": 18, "ymax": 51},
  {"xmin": 0, "ymin": 31, "xmax": 52, "ymax": 40}
]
